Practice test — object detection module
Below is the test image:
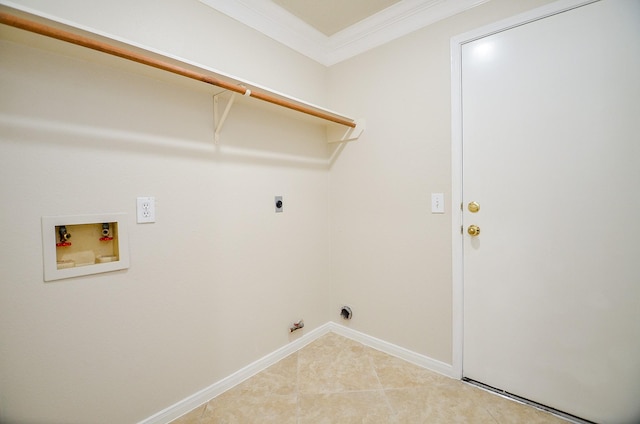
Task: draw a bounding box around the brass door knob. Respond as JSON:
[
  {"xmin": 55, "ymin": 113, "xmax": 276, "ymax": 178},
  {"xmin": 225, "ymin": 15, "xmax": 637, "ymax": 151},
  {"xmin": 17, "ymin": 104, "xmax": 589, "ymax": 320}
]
[{"xmin": 467, "ymin": 225, "xmax": 481, "ymax": 237}]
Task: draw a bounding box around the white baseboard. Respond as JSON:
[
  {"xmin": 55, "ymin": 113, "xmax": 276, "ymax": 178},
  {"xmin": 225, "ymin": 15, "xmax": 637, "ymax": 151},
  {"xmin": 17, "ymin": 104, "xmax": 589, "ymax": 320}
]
[
  {"xmin": 138, "ymin": 323, "xmax": 332, "ymax": 424},
  {"xmin": 327, "ymin": 322, "xmax": 455, "ymax": 378},
  {"xmin": 138, "ymin": 322, "xmax": 454, "ymax": 424}
]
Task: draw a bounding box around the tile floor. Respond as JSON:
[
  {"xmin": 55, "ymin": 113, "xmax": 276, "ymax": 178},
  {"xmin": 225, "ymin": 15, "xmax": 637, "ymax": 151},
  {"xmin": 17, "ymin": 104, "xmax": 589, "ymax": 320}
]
[{"xmin": 171, "ymin": 332, "xmax": 568, "ymax": 423}]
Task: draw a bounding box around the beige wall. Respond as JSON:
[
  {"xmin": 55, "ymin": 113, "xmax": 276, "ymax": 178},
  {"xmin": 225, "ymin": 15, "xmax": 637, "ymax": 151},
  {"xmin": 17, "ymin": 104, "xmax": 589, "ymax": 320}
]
[
  {"xmin": 0, "ymin": 1, "xmax": 330, "ymax": 423},
  {"xmin": 327, "ymin": 0, "xmax": 556, "ymax": 363},
  {"xmin": 0, "ymin": 0, "xmax": 556, "ymax": 422},
  {"xmin": 1, "ymin": 0, "xmax": 327, "ymax": 103}
]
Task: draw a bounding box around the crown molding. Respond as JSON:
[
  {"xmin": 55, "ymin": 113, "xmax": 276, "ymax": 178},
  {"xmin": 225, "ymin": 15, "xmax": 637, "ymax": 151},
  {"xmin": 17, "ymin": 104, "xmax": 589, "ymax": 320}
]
[
  {"xmin": 200, "ymin": 0, "xmax": 489, "ymax": 66},
  {"xmin": 199, "ymin": 0, "xmax": 329, "ymax": 62}
]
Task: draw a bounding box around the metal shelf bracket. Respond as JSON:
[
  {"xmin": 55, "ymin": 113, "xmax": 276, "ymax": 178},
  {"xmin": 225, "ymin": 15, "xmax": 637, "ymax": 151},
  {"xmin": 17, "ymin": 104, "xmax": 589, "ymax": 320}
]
[
  {"xmin": 328, "ymin": 118, "xmax": 366, "ymax": 144},
  {"xmin": 213, "ymin": 91, "xmax": 237, "ymax": 143}
]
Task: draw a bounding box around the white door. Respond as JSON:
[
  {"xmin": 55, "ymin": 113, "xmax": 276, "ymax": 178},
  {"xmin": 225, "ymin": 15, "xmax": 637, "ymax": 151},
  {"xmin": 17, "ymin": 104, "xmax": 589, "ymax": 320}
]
[{"xmin": 461, "ymin": 1, "xmax": 640, "ymax": 423}]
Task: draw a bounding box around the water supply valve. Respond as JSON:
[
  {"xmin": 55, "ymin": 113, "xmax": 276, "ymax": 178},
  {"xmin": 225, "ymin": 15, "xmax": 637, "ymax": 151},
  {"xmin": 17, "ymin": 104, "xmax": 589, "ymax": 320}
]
[
  {"xmin": 289, "ymin": 319, "xmax": 304, "ymax": 333},
  {"xmin": 100, "ymin": 223, "xmax": 113, "ymax": 241},
  {"xmin": 56, "ymin": 226, "xmax": 72, "ymax": 247}
]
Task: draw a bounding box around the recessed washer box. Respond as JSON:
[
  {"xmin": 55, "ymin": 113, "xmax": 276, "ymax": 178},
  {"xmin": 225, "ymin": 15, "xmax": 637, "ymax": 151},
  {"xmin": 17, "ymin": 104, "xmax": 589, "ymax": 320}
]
[{"xmin": 41, "ymin": 213, "xmax": 130, "ymax": 282}]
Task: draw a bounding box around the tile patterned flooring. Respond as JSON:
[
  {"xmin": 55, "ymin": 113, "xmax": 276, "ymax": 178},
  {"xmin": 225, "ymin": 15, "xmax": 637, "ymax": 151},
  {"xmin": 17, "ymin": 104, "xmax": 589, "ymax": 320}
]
[{"xmin": 171, "ymin": 332, "xmax": 568, "ymax": 423}]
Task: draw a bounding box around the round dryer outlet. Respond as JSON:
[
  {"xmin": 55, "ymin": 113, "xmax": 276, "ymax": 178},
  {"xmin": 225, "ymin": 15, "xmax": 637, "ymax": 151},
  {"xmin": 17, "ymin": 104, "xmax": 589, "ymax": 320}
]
[{"xmin": 340, "ymin": 306, "xmax": 353, "ymax": 320}]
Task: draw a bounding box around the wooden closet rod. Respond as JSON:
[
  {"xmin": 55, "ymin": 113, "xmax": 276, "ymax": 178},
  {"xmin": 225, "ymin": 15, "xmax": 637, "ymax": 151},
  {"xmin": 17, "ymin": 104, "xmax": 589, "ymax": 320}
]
[{"xmin": 0, "ymin": 12, "xmax": 356, "ymax": 128}]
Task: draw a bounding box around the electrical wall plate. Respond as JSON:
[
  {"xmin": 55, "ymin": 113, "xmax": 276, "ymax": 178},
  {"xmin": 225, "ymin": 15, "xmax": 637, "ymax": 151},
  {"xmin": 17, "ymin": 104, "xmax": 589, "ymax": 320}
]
[
  {"xmin": 431, "ymin": 193, "xmax": 445, "ymax": 213},
  {"xmin": 136, "ymin": 196, "xmax": 155, "ymax": 223},
  {"xmin": 41, "ymin": 213, "xmax": 130, "ymax": 282}
]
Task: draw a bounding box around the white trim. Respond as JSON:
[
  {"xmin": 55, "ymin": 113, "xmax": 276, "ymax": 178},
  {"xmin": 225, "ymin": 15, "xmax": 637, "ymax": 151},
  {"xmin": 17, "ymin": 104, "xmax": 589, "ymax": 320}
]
[
  {"xmin": 138, "ymin": 323, "xmax": 333, "ymax": 424},
  {"xmin": 199, "ymin": 0, "xmax": 488, "ymax": 66},
  {"xmin": 449, "ymin": 0, "xmax": 600, "ymax": 380},
  {"xmin": 450, "ymin": 29, "xmax": 464, "ymax": 378},
  {"xmin": 327, "ymin": 0, "xmax": 490, "ymax": 66},
  {"xmin": 198, "ymin": 0, "xmax": 330, "ymax": 64},
  {"xmin": 138, "ymin": 322, "xmax": 455, "ymax": 423},
  {"xmin": 329, "ymin": 323, "xmax": 455, "ymax": 378}
]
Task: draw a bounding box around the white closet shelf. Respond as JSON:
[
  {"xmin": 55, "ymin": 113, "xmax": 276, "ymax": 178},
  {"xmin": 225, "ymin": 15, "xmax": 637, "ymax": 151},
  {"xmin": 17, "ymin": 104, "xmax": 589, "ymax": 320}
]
[{"xmin": 0, "ymin": 5, "xmax": 365, "ymax": 143}]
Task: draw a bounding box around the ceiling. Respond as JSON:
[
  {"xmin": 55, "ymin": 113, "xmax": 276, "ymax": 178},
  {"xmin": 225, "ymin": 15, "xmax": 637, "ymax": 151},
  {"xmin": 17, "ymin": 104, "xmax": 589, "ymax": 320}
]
[
  {"xmin": 272, "ymin": 0, "xmax": 401, "ymax": 36},
  {"xmin": 199, "ymin": 0, "xmax": 489, "ymax": 66}
]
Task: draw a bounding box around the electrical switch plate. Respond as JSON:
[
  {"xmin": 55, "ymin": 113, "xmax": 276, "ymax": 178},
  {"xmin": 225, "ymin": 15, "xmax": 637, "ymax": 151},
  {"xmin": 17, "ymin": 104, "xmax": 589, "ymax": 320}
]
[
  {"xmin": 137, "ymin": 197, "xmax": 156, "ymax": 223},
  {"xmin": 431, "ymin": 193, "xmax": 445, "ymax": 214}
]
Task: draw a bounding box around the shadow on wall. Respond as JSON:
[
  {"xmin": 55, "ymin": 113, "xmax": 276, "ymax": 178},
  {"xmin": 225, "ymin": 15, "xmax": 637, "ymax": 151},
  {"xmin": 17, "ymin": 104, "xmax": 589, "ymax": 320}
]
[
  {"xmin": 0, "ymin": 111, "xmax": 332, "ymax": 171},
  {"xmin": 0, "ymin": 28, "xmax": 351, "ymax": 170}
]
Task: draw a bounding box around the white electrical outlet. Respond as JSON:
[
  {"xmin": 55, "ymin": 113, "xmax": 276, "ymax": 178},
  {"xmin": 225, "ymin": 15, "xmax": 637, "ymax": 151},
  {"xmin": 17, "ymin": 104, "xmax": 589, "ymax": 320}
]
[{"xmin": 137, "ymin": 197, "xmax": 156, "ymax": 223}]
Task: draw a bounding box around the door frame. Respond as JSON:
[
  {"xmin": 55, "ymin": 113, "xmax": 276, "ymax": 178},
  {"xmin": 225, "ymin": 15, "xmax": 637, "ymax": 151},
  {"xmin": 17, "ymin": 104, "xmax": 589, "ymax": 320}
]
[{"xmin": 449, "ymin": 0, "xmax": 597, "ymax": 379}]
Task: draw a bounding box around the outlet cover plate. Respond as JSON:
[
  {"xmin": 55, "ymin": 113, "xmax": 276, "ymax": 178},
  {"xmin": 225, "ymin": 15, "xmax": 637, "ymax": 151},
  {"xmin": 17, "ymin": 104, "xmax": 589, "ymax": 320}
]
[{"xmin": 137, "ymin": 197, "xmax": 156, "ymax": 223}]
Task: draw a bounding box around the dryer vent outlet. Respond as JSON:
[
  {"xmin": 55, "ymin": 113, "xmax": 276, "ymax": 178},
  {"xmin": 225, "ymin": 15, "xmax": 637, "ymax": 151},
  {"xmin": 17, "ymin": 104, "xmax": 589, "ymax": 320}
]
[{"xmin": 340, "ymin": 306, "xmax": 353, "ymax": 320}]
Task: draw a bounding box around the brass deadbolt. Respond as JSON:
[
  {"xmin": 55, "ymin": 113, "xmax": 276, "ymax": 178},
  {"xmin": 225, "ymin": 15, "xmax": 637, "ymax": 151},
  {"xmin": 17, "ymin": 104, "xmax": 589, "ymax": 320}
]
[{"xmin": 468, "ymin": 202, "xmax": 480, "ymax": 213}]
